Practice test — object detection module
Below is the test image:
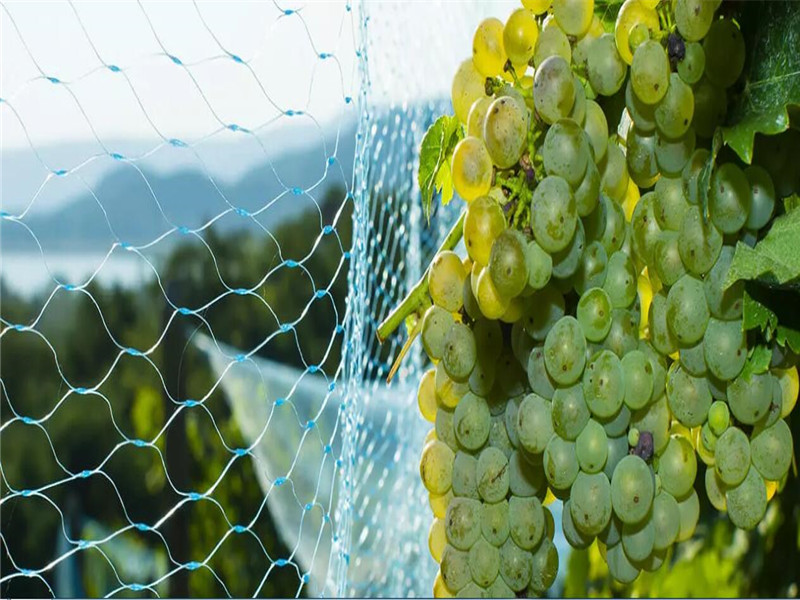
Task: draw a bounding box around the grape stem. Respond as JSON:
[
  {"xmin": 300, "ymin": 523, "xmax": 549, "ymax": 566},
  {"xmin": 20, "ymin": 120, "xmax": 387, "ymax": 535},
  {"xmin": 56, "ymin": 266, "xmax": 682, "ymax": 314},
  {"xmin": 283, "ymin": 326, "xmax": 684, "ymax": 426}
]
[
  {"xmin": 386, "ymin": 319, "xmax": 421, "ymax": 384},
  {"xmin": 376, "ymin": 211, "xmax": 466, "ymax": 344}
]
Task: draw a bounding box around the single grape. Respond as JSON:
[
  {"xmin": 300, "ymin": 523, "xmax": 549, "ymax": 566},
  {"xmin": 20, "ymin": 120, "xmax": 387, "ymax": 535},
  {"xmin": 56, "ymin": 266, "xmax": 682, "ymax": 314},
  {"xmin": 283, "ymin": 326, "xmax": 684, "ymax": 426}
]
[
  {"xmin": 443, "ymin": 323, "xmax": 477, "ymax": 383},
  {"xmin": 552, "ymin": 383, "xmax": 591, "ymax": 441},
  {"xmin": 504, "ymin": 8, "xmax": 539, "ymax": 66},
  {"xmin": 533, "ymin": 24, "xmax": 571, "ymax": 68},
  {"xmin": 677, "ymin": 41, "xmax": 705, "ymax": 85},
  {"xmin": 430, "ymin": 251, "xmax": 467, "ymax": 312},
  {"xmin": 588, "ymin": 33, "xmax": 627, "ymax": 96},
  {"xmin": 621, "ymin": 350, "xmax": 653, "ymax": 411},
  {"xmin": 436, "ymin": 362, "xmax": 469, "ymax": 410},
  {"xmin": 583, "ymin": 100, "xmax": 609, "ymax": 164},
  {"xmin": 543, "ymin": 118, "xmax": 591, "ymax": 186},
  {"xmin": 655, "ymin": 73, "xmax": 695, "ymax": 139},
  {"xmin": 527, "ymin": 346, "xmax": 557, "ymax": 400},
  {"xmin": 576, "ymin": 419, "xmax": 609, "ymax": 474},
  {"xmin": 707, "ymin": 401, "xmax": 730, "ymax": 438},
  {"xmin": 489, "ymin": 228, "xmax": 528, "ymax": 298},
  {"xmin": 728, "ymin": 372, "xmax": 774, "ymax": 425},
  {"xmin": 599, "ymin": 403, "xmax": 632, "ymax": 439},
  {"xmin": 552, "ymin": 219, "xmax": 586, "ymax": 279},
  {"xmin": 611, "ymin": 454, "xmax": 654, "ymax": 524},
  {"xmin": 715, "ymin": 427, "xmax": 751, "ymax": 486},
  {"xmin": 509, "ymin": 450, "xmax": 547, "ymax": 498},
  {"xmin": 658, "ymin": 436, "xmax": 697, "ymax": 498},
  {"xmin": 469, "ymin": 537, "xmax": 500, "ymax": 588},
  {"xmin": 419, "ymin": 368, "xmax": 438, "ymax": 423},
  {"xmin": 626, "ymin": 127, "xmax": 659, "ymax": 188},
  {"xmin": 751, "ymin": 419, "xmax": 793, "ymax": 481},
  {"xmin": 508, "ymin": 496, "xmax": 545, "ymax": 550},
  {"xmin": 606, "ymin": 538, "xmax": 641, "ymax": 584},
  {"xmin": 603, "ymin": 308, "xmax": 639, "ymax": 359},
  {"xmin": 543, "ymin": 434, "xmax": 579, "ymax": 490},
  {"xmin": 533, "ymin": 56, "xmax": 575, "ymax": 124},
  {"xmin": 517, "ymin": 393, "xmax": 554, "ymax": 454},
  {"xmin": 523, "ymin": 0, "xmax": 552, "ymax": 13},
  {"xmin": 421, "ymin": 440, "xmax": 455, "ymax": 495},
  {"xmin": 709, "ymin": 163, "xmax": 751, "ymax": 234},
  {"xmin": 622, "ymin": 515, "xmax": 654, "ymax": 563},
  {"xmin": 454, "ymin": 393, "xmax": 490, "ymax": 451},
  {"xmin": 703, "ymin": 318, "xmax": 746, "ymax": 381},
  {"xmin": 650, "ymin": 491, "xmax": 680, "ymax": 551},
  {"xmin": 703, "ymin": 18, "xmax": 745, "ymax": 89},
  {"xmin": 599, "ymin": 195, "xmax": 627, "ymax": 255},
  {"xmin": 666, "ymin": 363, "xmax": 712, "ymax": 427},
  {"xmin": 437, "ymin": 407, "xmax": 459, "ymax": 452},
  {"xmin": 484, "ymin": 96, "xmax": 529, "ymax": 169},
  {"xmin": 604, "ymin": 434, "xmax": 632, "ymax": 481},
  {"xmin": 525, "ymin": 240, "xmax": 553, "ymax": 291},
  {"xmin": 639, "ymin": 341, "xmax": 667, "ymax": 402},
  {"xmin": 604, "ymin": 251, "xmax": 637, "ymax": 310},
  {"xmin": 446, "ymin": 497, "xmax": 483, "ymax": 550},
  {"xmin": 679, "ymin": 339, "xmax": 707, "ymax": 377},
  {"xmin": 477, "ymin": 447, "xmax": 510, "ymax": 503},
  {"xmin": 464, "ymin": 196, "xmax": 506, "ymax": 266},
  {"xmin": 452, "ymin": 136, "xmax": 493, "ymax": 202},
  {"xmin": 649, "ymin": 291, "xmax": 678, "ymax": 356},
  {"xmin": 666, "ymin": 274, "xmax": 709, "ymax": 345},
  {"xmin": 726, "ymin": 466, "xmax": 767, "ymax": 530},
  {"xmin": 631, "ymin": 40, "xmax": 670, "ymax": 105},
  {"xmin": 674, "ymin": 0, "xmax": 714, "ymax": 41},
  {"xmin": 584, "ymin": 349, "xmax": 625, "ymax": 419},
  {"xmin": 499, "ymin": 539, "xmax": 532, "ymax": 591},
  {"xmin": 562, "ymin": 499, "xmax": 594, "ymax": 549},
  {"xmin": 601, "ymin": 144, "xmax": 630, "ymax": 203},
  {"xmin": 625, "ymin": 78, "xmax": 656, "ymax": 134},
  {"xmin": 631, "ymin": 395, "xmax": 670, "ymax": 456},
  {"xmin": 675, "ymin": 488, "xmax": 699, "ymax": 542},
  {"xmin": 441, "ymin": 544, "xmax": 472, "ymax": 592},
  {"xmin": 467, "ymin": 97, "xmax": 492, "ymax": 139},
  {"xmin": 452, "ymin": 59, "xmax": 486, "ymax": 124},
  {"xmin": 692, "ymin": 78, "xmax": 727, "ymax": 139},
  {"xmin": 473, "ymin": 18, "xmax": 507, "ymax": 77},
  {"xmin": 487, "ymin": 575, "xmax": 514, "ymax": 598},
  {"xmin": 574, "ymin": 240, "xmax": 608, "ymax": 295},
  {"xmin": 553, "ymin": 0, "xmax": 593, "ymax": 36},
  {"xmin": 744, "ymin": 165, "xmax": 776, "ymax": 231},
  {"xmin": 577, "ymin": 287, "xmax": 613, "ymax": 342},
  {"xmin": 704, "ymin": 467, "xmax": 728, "ymax": 511},
  {"xmin": 482, "ymin": 499, "xmax": 510, "ymax": 548},
  {"xmin": 631, "ymin": 191, "xmax": 662, "ymax": 266},
  {"xmin": 476, "ymin": 266, "xmax": 510, "ymax": 319},
  {"xmin": 571, "ymin": 471, "xmax": 613, "ymax": 536},
  {"xmin": 452, "ymin": 452, "xmax": 479, "ymax": 500},
  {"xmin": 544, "ymin": 316, "xmax": 587, "ymax": 386},
  {"xmin": 531, "ymin": 175, "xmax": 577, "ymax": 253},
  {"xmin": 528, "ymin": 537, "xmax": 559, "ymax": 595},
  {"xmin": 523, "ymin": 284, "xmax": 566, "ymax": 342},
  {"xmin": 655, "ymin": 128, "xmax": 696, "ymax": 177},
  {"xmin": 422, "ymin": 306, "xmax": 455, "ymax": 361},
  {"xmin": 653, "ymin": 231, "xmax": 687, "ymax": 286},
  {"xmin": 653, "ymin": 176, "xmax": 690, "ymax": 232}
]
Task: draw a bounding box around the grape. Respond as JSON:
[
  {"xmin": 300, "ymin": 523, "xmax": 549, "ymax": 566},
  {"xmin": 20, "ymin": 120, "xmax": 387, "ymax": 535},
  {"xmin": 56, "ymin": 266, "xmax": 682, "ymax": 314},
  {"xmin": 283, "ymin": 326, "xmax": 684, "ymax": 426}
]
[
  {"xmin": 482, "ymin": 500, "xmax": 510, "ymax": 548},
  {"xmin": 567, "ymin": 472, "xmax": 612, "ymax": 537},
  {"xmin": 705, "ymin": 467, "xmax": 728, "ymax": 511},
  {"xmin": 625, "ymin": 78, "xmax": 656, "ymax": 134},
  {"xmin": 658, "ymin": 436, "xmax": 697, "ymax": 498},
  {"xmin": 703, "ymin": 318, "xmax": 746, "ymax": 381},
  {"xmin": 588, "ymin": 33, "xmax": 627, "ymax": 97},
  {"xmin": 751, "ymin": 419, "xmax": 793, "ymax": 481},
  {"xmin": 477, "ymin": 447, "xmax": 510, "ymax": 503},
  {"xmin": 562, "ymin": 499, "xmax": 594, "ymax": 549},
  {"xmin": 452, "ymin": 452, "xmax": 479, "ymax": 499},
  {"xmin": 631, "ymin": 40, "xmax": 670, "ymax": 105},
  {"xmin": 499, "ymin": 539, "xmax": 532, "ymax": 591},
  {"xmin": 577, "ymin": 287, "xmax": 613, "ymax": 342},
  {"xmin": 692, "ymin": 78, "xmax": 727, "ymax": 139},
  {"xmin": 421, "ymin": 440, "xmax": 455, "ymax": 495},
  {"xmin": 679, "ymin": 339, "xmax": 707, "ymax": 377},
  {"xmin": 704, "ymin": 246, "xmax": 743, "ymax": 321},
  {"xmin": 715, "ymin": 427, "xmax": 751, "ymax": 486},
  {"xmin": 509, "ymin": 450, "xmax": 546, "ymax": 497},
  {"xmin": 604, "ymin": 433, "xmax": 631, "ymax": 481},
  {"xmin": 476, "ymin": 267, "xmax": 510, "ymax": 319},
  {"xmin": 544, "ymin": 316, "xmax": 587, "ymax": 386},
  {"xmin": 452, "ymin": 59, "xmax": 486, "ymax": 124},
  {"xmin": 472, "ymin": 18, "xmax": 507, "ymax": 78},
  {"xmin": 464, "ymin": 196, "xmax": 506, "ymax": 266},
  {"xmin": 651, "ymin": 491, "xmax": 680, "ymax": 551},
  {"xmin": 430, "ymin": 517, "xmax": 447, "ymax": 563},
  {"xmin": 429, "ymin": 251, "xmax": 467, "ymax": 312},
  {"xmin": 467, "ymin": 96, "xmax": 493, "ymax": 139},
  {"xmin": 621, "ymin": 350, "xmax": 653, "ymax": 411},
  {"xmin": 584, "ymin": 349, "xmax": 625, "ymax": 419},
  {"xmin": 443, "ymin": 323, "xmax": 477, "ymax": 382},
  {"xmin": 604, "ymin": 251, "xmax": 637, "ymax": 309},
  {"xmin": 552, "ymin": 219, "xmax": 586, "ymax": 279},
  {"xmin": 666, "ymin": 364, "xmax": 712, "ymax": 427},
  {"xmin": 419, "ymin": 368, "xmax": 438, "ymax": 422},
  {"xmin": 614, "ymin": 0, "xmax": 659, "ymax": 64},
  {"xmin": 611, "ymin": 455, "xmax": 654, "ymax": 524},
  {"xmin": 442, "ymin": 544, "xmax": 472, "ymax": 592},
  {"xmin": 528, "ymin": 538, "xmax": 559, "ymax": 595},
  {"xmin": 508, "ymin": 496, "xmax": 545, "ymax": 551},
  {"xmin": 531, "ymin": 176, "xmax": 577, "ymax": 253},
  {"xmin": 626, "ymin": 126, "xmax": 659, "ymax": 188},
  {"xmin": 666, "ymin": 274, "xmax": 709, "ymax": 345},
  {"xmin": 490, "ymin": 412, "xmax": 515, "ymax": 458},
  {"xmin": 728, "ymin": 372, "xmax": 774, "ymax": 425},
  {"xmin": 744, "ymin": 165, "xmax": 776, "ymax": 231},
  {"xmin": 599, "ymin": 196, "xmax": 627, "ymax": 255},
  {"xmin": 517, "ymin": 393, "xmax": 554, "ymax": 454},
  {"xmin": 552, "ymin": 0, "xmax": 593, "ymax": 36},
  {"xmin": 726, "ymin": 466, "xmax": 767, "ymax": 530},
  {"xmin": 649, "ymin": 291, "xmax": 678, "ymax": 356},
  {"xmin": 456, "ymin": 582, "xmax": 487, "ymax": 599},
  {"xmin": 676, "ymin": 41, "xmax": 705, "ymax": 85},
  {"xmin": 543, "ymin": 435, "xmax": 579, "ymax": 490},
  {"xmin": 527, "ymin": 345, "xmax": 557, "ymax": 399},
  {"xmin": 452, "ymin": 137, "xmax": 493, "ymax": 202},
  {"xmin": 487, "ymin": 575, "xmax": 514, "ymax": 598},
  {"xmin": 622, "ymin": 515, "xmax": 654, "ymax": 563},
  {"xmin": 655, "ymin": 128, "xmax": 696, "ymax": 177},
  {"xmin": 674, "ymin": 0, "xmax": 714, "ymax": 42},
  {"xmin": 601, "ymin": 143, "xmax": 630, "ymax": 203},
  {"xmin": 675, "ymin": 488, "xmax": 699, "ymax": 542},
  {"xmin": 575, "ymin": 240, "xmax": 608, "ymax": 294},
  {"xmin": 489, "ymin": 229, "xmax": 528, "ymax": 298},
  {"xmin": 523, "ymin": 0, "xmax": 552, "ymax": 14},
  {"xmin": 430, "ymin": 489, "xmax": 453, "ymax": 520},
  {"xmin": 468, "ymin": 537, "xmax": 500, "ymax": 588},
  {"xmin": 454, "ymin": 393, "xmax": 490, "ymax": 450},
  {"xmin": 709, "ymin": 163, "xmax": 751, "ymax": 234},
  {"xmin": 655, "ymin": 73, "xmax": 695, "ymax": 140},
  {"xmin": 576, "ymin": 419, "xmax": 609, "ymax": 473},
  {"xmin": 446, "ymin": 497, "xmax": 483, "ymax": 550},
  {"xmin": 543, "ymin": 119, "xmax": 590, "ymax": 186},
  {"xmin": 606, "ymin": 540, "xmax": 641, "ymax": 584},
  {"xmin": 437, "ymin": 362, "xmax": 469, "ymax": 409},
  {"xmin": 525, "ymin": 240, "xmax": 553, "ymax": 291},
  {"xmin": 533, "ymin": 56, "xmax": 575, "ymax": 125},
  {"xmin": 599, "ymin": 403, "xmax": 632, "ymax": 438},
  {"xmin": 682, "ymin": 148, "xmax": 710, "ymax": 205},
  {"xmin": 704, "ymin": 18, "xmax": 745, "ymax": 89},
  {"xmin": 484, "ymin": 96, "xmax": 529, "ymax": 169},
  {"xmin": 552, "ymin": 384, "xmax": 591, "ymax": 441},
  {"xmin": 640, "ymin": 341, "xmax": 667, "ymax": 404},
  {"xmin": 503, "ymin": 8, "xmax": 538, "ymax": 66},
  {"xmin": 631, "ymin": 191, "xmax": 662, "ymax": 266},
  {"xmin": 654, "ymin": 176, "xmax": 690, "ymax": 231},
  {"xmin": 584, "ymin": 100, "xmax": 609, "ymax": 164},
  {"xmin": 533, "ymin": 25, "xmax": 571, "ymax": 68},
  {"xmin": 470, "ymin": 354, "xmax": 497, "ymax": 397},
  {"xmin": 422, "ymin": 306, "xmax": 455, "ymax": 361},
  {"xmin": 708, "ymin": 401, "xmax": 730, "ymax": 437},
  {"xmin": 654, "ymin": 231, "xmax": 687, "ymax": 286},
  {"xmin": 437, "ymin": 407, "xmax": 459, "ymax": 451}
]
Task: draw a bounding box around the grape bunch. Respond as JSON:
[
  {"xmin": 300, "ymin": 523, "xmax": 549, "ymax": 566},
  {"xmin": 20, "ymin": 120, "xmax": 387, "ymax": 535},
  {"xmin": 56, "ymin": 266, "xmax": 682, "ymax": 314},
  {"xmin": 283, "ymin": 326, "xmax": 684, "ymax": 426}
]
[{"xmin": 400, "ymin": 0, "xmax": 800, "ymax": 596}]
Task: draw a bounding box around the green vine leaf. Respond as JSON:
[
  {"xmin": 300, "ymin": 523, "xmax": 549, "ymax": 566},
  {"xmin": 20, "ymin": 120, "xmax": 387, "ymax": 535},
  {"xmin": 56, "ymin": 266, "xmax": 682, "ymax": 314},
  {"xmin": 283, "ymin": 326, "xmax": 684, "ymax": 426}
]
[
  {"xmin": 740, "ymin": 345, "xmax": 772, "ymax": 381},
  {"xmin": 722, "ymin": 1, "xmax": 800, "ymax": 163},
  {"xmin": 699, "ymin": 129, "xmax": 723, "ymax": 222},
  {"xmin": 742, "ymin": 287, "xmax": 800, "ymax": 354},
  {"xmin": 418, "ymin": 115, "xmax": 463, "ymax": 221}
]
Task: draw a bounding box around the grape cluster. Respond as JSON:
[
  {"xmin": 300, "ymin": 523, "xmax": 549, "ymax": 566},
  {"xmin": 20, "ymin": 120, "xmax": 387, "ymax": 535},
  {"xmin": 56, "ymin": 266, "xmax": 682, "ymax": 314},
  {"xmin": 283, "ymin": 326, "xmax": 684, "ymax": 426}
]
[{"xmin": 414, "ymin": 0, "xmax": 798, "ymax": 597}]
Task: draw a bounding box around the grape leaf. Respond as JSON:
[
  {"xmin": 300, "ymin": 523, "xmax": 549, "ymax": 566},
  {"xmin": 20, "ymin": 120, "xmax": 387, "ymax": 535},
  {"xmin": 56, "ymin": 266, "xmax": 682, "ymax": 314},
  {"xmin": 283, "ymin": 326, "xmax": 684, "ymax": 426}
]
[
  {"xmin": 721, "ymin": 1, "xmax": 800, "ymax": 163},
  {"xmin": 418, "ymin": 115, "xmax": 463, "ymax": 221},
  {"xmin": 740, "ymin": 345, "xmax": 771, "ymax": 381},
  {"xmin": 698, "ymin": 129, "xmax": 723, "ymax": 222},
  {"xmin": 784, "ymin": 194, "xmax": 800, "ymax": 213},
  {"xmin": 742, "ymin": 287, "xmax": 800, "ymax": 354},
  {"xmin": 725, "ymin": 207, "xmax": 800, "ymax": 290}
]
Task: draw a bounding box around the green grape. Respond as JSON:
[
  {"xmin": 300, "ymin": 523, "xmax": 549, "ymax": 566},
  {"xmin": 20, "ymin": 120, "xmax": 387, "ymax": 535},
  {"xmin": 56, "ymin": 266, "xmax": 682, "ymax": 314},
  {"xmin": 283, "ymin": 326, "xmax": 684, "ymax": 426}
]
[
  {"xmin": 604, "ymin": 434, "xmax": 631, "ymax": 481},
  {"xmin": 587, "ymin": 33, "xmax": 627, "ymax": 97},
  {"xmin": 454, "ymin": 392, "xmax": 490, "ymax": 450},
  {"xmin": 524, "ymin": 285, "xmax": 566, "ymax": 342},
  {"xmin": 490, "ymin": 412, "xmax": 515, "ymax": 458},
  {"xmin": 751, "ymin": 419, "xmax": 793, "ymax": 481},
  {"xmin": 577, "ymin": 287, "xmax": 613, "ymax": 342},
  {"xmin": 576, "ymin": 419, "xmax": 609, "ymax": 473},
  {"xmin": 553, "ymin": 0, "xmax": 593, "ymax": 36},
  {"xmin": 658, "ymin": 436, "xmax": 697, "ymax": 498},
  {"xmin": 682, "ymin": 148, "xmax": 710, "ymax": 205},
  {"xmin": 487, "ymin": 575, "xmax": 515, "ymax": 598},
  {"xmin": 570, "ymin": 471, "xmax": 612, "ymax": 536},
  {"xmin": 679, "ymin": 339, "xmax": 706, "ymax": 377},
  {"xmin": 705, "ymin": 468, "xmax": 728, "ymax": 511},
  {"xmin": 509, "ymin": 450, "xmax": 546, "ymax": 498},
  {"xmin": 531, "ymin": 176, "xmax": 577, "ymax": 253},
  {"xmin": 504, "ymin": 8, "xmax": 539, "ymax": 65},
  {"xmin": 612, "ymin": 455, "xmax": 655, "ymax": 524},
  {"xmin": 621, "ymin": 350, "xmax": 653, "ymax": 411},
  {"xmin": 441, "ymin": 545, "xmax": 472, "ymax": 592},
  {"xmin": 601, "ymin": 144, "xmax": 630, "ymax": 203},
  {"xmin": 455, "ymin": 581, "xmax": 486, "ymax": 598},
  {"xmin": 552, "ymin": 383, "xmax": 591, "ymax": 441},
  {"xmin": 744, "ymin": 165, "xmax": 776, "ymax": 231},
  {"xmin": 703, "ymin": 318, "xmax": 746, "ymax": 381},
  {"xmin": 562, "ymin": 499, "xmax": 594, "ymax": 549},
  {"xmin": 525, "ymin": 240, "xmax": 553, "ymax": 291},
  {"xmin": 437, "ymin": 407, "xmax": 459, "ymax": 452},
  {"xmin": 584, "ymin": 100, "xmax": 609, "ymax": 163},
  {"xmin": 692, "ymin": 78, "xmax": 727, "ymax": 139},
  {"xmin": 429, "ymin": 251, "xmax": 467, "ymax": 312},
  {"xmin": 476, "ymin": 267, "xmax": 510, "ymax": 319},
  {"xmin": 473, "ymin": 18, "xmax": 507, "ymax": 77},
  {"xmin": 677, "ymin": 41, "xmax": 705, "ymax": 85},
  {"xmin": 655, "ymin": 128, "xmax": 696, "ymax": 177},
  {"xmin": 544, "ymin": 316, "xmax": 587, "ymax": 386},
  {"xmin": 704, "ymin": 18, "xmax": 745, "ymax": 89},
  {"xmin": 533, "ymin": 25, "xmax": 571, "ymax": 68},
  {"xmin": 622, "ymin": 515, "xmax": 654, "ymax": 563},
  {"xmin": 626, "ymin": 127, "xmax": 659, "ymax": 188},
  {"xmin": 452, "ymin": 59, "xmax": 486, "ymax": 124},
  {"xmin": 675, "ymin": 489, "xmax": 699, "ymax": 542},
  {"xmin": 452, "ymin": 136, "xmax": 493, "ymax": 202},
  {"xmin": 467, "ymin": 96, "xmax": 493, "ymax": 139},
  {"xmin": 517, "ymin": 393, "xmax": 554, "ymax": 454},
  {"xmin": 654, "ymin": 231, "xmax": 687, "ymax": 286},
  {"xmin": 509, "ymin": 496, "xmax": 545, "ymax": 550},
  {"xmin": 631, "ymin": 191, "xmax": 662, "ymax": 266},
  {"xmin": 631, "ymin": 40, "xmax": 670, "ymax": 105},
  {"xmin": 666, "ymin": 363, "xmax": 712, "ymax": 427},
  {"xmin": 627, "ymin": 22, "xmax": 650, "ymax": 55},
  {"xmin": 463, "ymin": 275, "xmax": 482, "ymax": 322},
  {"xmin": 477, "ymin": 447, "xmax": 510, "ymax": 503},
  {"xmin": 584, "ymin": 349, "xmax": 625, "ymax": 419},
  {"xmin": 543, "ymin": 435, "xmax": 579, "ymax": 490},
  {"xmin": 649, "ymin": 291, "xmax": 678, "ymax": 356},
  {"xmin": 726, "ymin": 466, "xmax": 767, "ymax": 530},
  {"xmin": 625, "ymin": 79, "xmax": 656, "ymax": 134},
  {"xmin": 709, "ymin": 163, "xmax": 751, "ymax": 234},
  {"xmin": 674, "ymin": 0, "xmax": 714, "ymax": 42},
  {"xmin": 464, "ymin": 196, "xmax": 506, "ymax": 266},
  {"xmin": 484, "ymin": 96, "xmax": 529, "ymax": 169},
  {"xmin": 655, "ymin": 73, "xmax": 695, "ymax": 139},
  {"xmin": 422, "ymin": 306, "xmax": 455, "ymax": 361},
  {"xmin": 604, "ymin": 309, "xmax": 639, "ymax": 359},
  {"xmin": 715, "ymin": 427, "xmax": 751, "ymax": 486},
  {"xmin": 453, "ymin": 452, "xmax": 479, "ymax": 499},
  {"xmin": 600, "ymin": 196, "xmax": 627, "ymax": 255},
  {"xmin": 631, "ymin": 395, "xmax": 670, "ymax": 455},
  {"xmin": 575, "ymin": 241, "xmax": 608, "ymax": 295},
  {"xmin": 482, "ymin": 499, "xmax": 510, "ymax": 547},
  {"xmin": 728, "ymin": 372, "xmax": 774, "ymax": 425},
  {"xmin": 666, "ymin": 274, "xmax": 709, "ymax": 345},
  {"xmin": 640, "ymin": 341, "xmax": 667, "ymax": 403},
  {"xmin": 469, "ymin": 354, "xmax": 497, "ymax": 397},
  {"xmin": 701, "ymin": 422, "xmax": 718, "ymax": 453},
  {"xmin": 654, "ymin": 176, "xmax": 689, "ymax": 231},
  {"xmin": 599, "ymin": 403, "xmax": 632, "ymax": 439},
  {"xmin": 528, "ymin": 537, "xmax": 559, "ymax": 595},
  {"xmin": 443, "ymin": 323, "xmax": 477, "ymax": 382},
  {"xmin": 446, "ymin": 497, "xmax": 483, "ymax": 550},
  {"xmin": 419, "ymin": 368, "xmax": 438, "ymax": 423},
  {"xmin": 527, "ymin": 346, "xmax": 557, "ymax": 400},
  {"xmin": 708, "ymin": 401, "xmax": 730, "ymax": 437},
  {"xmin": 468, "ymin": 537, "xmax": 500, "ymax": 588},
  {"xmin": 436, "ymin": 362, "xmax": 469, "ymax": 410},
  {"xmin": 704, "ymin": 246, "xmax": 743, "ymax": 320},
  {"xmin": 543, "ymin": 119, "xmax": 591, "ymax": 186},
  {"xmin": 533, "ymin": 56, "xmax": 575, "ymax": 124},
  {"xmin": 504, "ymin": 397, "xmax": 522, "ymax": 449},
  {"xmin": 573, "ymin": 161, "xmax": 601, "ymax": 219},
  {"xmin": 489, "ymin": 229, "xmax": 528, "ymax": 298},
  {"xmin": 552, "ymin": 220, "xmax": 586, "ymax": 279},
  {"xmin": 499, "ymin": 539, "xmax": 532, "ymax": 591},
  {"xmin": 606, "ymin": 539, "xmax": 641, "ymax": 584},
  {"xmin": 651, "ymin": 491, "xmax": 680, "ymax": 551},
  {"xmin": 604, "ymin": 251, "xmax": 637, "ymax": 309},
  {"xmin": 614, "ymin": 0, "xmax": 658, "ymax": 64},
  {"xmin": 421, "ymin": 440, "xmax": 455, "ymax": 495}
]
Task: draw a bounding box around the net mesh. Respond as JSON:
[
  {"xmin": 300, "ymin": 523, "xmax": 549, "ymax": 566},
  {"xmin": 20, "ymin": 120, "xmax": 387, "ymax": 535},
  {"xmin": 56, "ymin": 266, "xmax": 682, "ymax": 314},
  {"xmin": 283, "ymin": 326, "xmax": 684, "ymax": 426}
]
[{"xmin": 0, "ymin": 1, "xmax": 498, "ymax": 597}]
